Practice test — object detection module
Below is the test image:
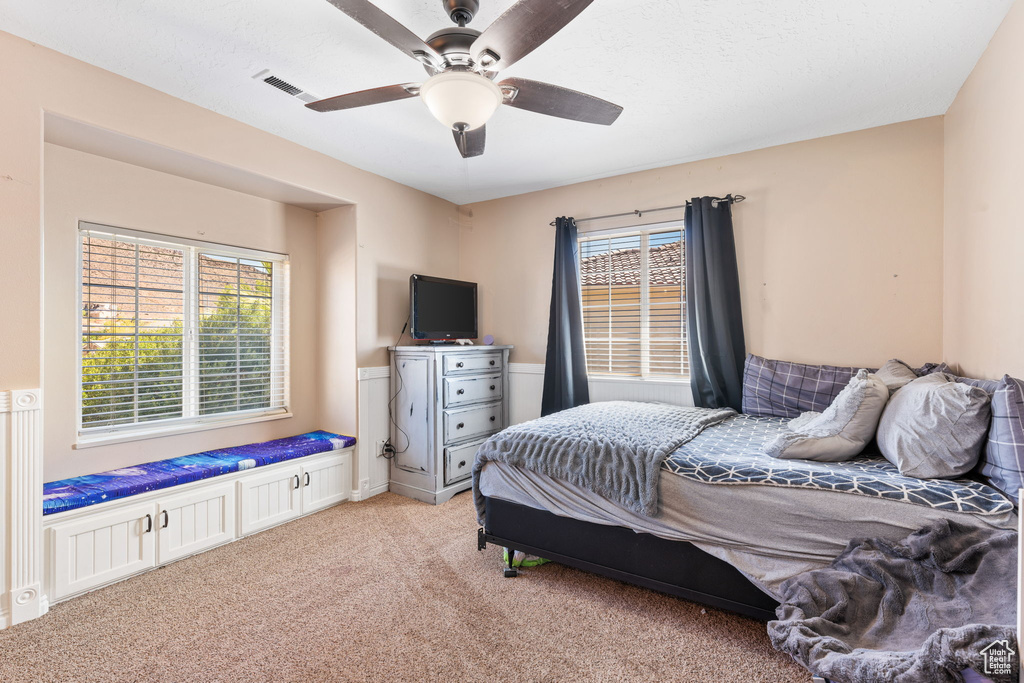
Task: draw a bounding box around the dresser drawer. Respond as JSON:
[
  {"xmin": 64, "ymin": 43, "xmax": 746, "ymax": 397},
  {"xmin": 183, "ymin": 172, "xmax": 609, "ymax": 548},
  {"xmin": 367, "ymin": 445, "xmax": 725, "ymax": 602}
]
[
  {"xmin": 442, "ymin": 352, "xmax": 503, "ymax": 376},
  {"xmin": 444, "ymin": 403, "xmax": 502, "ymax": 444},
  {"xmin": 444, "ymin": 440, "xmax": 484, "ymax": 485},
  {"xmin": 443, "ymin": 374, "xmax": 502, "ymax": 408}
]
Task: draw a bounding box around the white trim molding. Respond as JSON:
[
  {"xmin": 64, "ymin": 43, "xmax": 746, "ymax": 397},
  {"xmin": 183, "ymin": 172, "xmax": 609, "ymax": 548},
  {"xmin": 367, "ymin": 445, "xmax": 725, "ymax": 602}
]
[
  {"xmin": 356, "ymin": 367, "xmax": 391, "ymax": 500},
  {"xmin": 507, "ymin": 363, "xmax": 694, "ymax": 426},
  {"xmin": 2, "ymin": 388, "xmax": 47, "ymax": 627}
]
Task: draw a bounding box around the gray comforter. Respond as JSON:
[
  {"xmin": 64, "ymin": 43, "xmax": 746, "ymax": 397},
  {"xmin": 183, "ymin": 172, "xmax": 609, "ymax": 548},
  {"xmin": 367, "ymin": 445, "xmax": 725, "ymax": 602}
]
[
  {"xmin": 472, "ymin": 401, "xmax": 734, "ymax": 522},
  {"xmin": 768, "ymin": 519, "xmax": 1018, "ymax": 682}
]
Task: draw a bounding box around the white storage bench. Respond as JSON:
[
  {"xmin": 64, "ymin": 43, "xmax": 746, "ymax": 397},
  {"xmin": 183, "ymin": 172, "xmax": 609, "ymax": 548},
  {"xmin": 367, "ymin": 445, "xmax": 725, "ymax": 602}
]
[{"xmin": 42, "ymin": 431, "xmax": 354, "ymax": 602}]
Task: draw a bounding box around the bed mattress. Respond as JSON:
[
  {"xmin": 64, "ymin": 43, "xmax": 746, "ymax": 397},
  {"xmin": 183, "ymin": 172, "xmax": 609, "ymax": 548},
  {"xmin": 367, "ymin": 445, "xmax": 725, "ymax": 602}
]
[{"xmin": 478, "ymin": 416, "xmax": 1017, "ymax": 598}]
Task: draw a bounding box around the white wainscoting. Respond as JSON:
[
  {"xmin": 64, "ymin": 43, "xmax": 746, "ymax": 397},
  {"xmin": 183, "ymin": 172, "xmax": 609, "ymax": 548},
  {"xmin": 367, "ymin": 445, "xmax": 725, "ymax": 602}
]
[
  {"xmin": 508, "ymin": 364, "xmax": 694, "ymax": 425},
  {"xmin": 589, "ymin": 375, "xmax": 694, "ymax": 407},
  {"xmin": 509, "ymin": 363, "xmax": 545, "ymax": 425},
  {"xmin": 357, "ymin": 367, "xmax": 391, "ymax": 499},
  {"xmin": 1, "ymin": 389, "xmax": 46, "ymax": 629}
]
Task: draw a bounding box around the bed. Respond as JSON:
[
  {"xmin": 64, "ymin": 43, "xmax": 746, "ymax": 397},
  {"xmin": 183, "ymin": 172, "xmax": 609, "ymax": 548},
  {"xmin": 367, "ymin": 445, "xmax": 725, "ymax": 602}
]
[{"xmin": 473, "ymin": 406, "xmax": 1018, "ymax": 622}]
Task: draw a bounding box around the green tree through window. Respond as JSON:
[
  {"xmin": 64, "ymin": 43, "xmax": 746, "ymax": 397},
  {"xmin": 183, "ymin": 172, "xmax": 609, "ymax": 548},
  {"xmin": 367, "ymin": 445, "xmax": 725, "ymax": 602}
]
[{"xmin": 80, "ymin": 227, "xmax": 287, "ymax": 434}]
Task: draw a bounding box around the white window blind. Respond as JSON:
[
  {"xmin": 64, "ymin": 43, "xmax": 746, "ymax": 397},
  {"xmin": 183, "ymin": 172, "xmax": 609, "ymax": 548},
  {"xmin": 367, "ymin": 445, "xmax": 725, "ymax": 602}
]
[
  {"xmin": 79, "ymin": 223, "xmax": 289, "ymax": 436},
  {"xmin": 579, "ymin": 226, "xmax": 688, "ymax": 378}
]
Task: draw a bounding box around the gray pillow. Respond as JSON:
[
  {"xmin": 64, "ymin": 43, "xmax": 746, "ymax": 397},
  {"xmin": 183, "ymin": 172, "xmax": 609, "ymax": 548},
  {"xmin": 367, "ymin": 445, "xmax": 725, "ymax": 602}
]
[
  {"xmin": 767, "ymin": 370, "xmax": 890, "ymax": 462},
  {"xmin": 875, "ymin": 359, "xmax": 918, "ymax": 395},
  {"xmin": 876, "ymin": 373, "xmax": 991, "ymax": 479}
]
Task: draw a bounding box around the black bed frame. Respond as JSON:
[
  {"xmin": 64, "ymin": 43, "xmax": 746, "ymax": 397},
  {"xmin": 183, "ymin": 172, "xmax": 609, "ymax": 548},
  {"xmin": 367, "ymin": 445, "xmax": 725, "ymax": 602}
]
[{"xmin": 478, "ymin": 496, "xmax": 780, "ymax": 622}]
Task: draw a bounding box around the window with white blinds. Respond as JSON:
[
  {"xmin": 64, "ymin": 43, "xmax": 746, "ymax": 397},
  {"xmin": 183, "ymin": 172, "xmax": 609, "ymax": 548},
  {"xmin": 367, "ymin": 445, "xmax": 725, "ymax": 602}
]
[
  {"xmin": 79, "ymin": 223, "xmax": 289, "ymax": 437},
  {"xmin": 579, "ymin": 225, "xmax": 688, "ymax": 379}
]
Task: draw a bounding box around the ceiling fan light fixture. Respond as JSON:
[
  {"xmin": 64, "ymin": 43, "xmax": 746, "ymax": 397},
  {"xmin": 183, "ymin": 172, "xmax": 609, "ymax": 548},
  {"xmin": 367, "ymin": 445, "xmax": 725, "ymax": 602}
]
[{"xmin": 419, "ymin": 71, "xmax": 502, "ymax": 131}]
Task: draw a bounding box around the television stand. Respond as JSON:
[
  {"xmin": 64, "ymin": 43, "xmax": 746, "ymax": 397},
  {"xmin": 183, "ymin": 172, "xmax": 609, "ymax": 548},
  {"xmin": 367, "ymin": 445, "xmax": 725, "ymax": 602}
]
[{"xmin": 387, "ymin": 345, "xmax": 512, "ymax": 504}]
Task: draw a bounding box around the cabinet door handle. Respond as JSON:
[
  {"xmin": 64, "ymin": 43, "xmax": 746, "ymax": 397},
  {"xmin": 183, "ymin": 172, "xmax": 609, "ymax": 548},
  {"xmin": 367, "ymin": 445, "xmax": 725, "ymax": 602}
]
[
  {"xmin": 458, "ymin": 460, "xmax": 466, "ymax": 469},
  {"xmin": 457, "ymin": 388, "xmax": 465, "ymax": 395},
  {"xmin": 143, "ymin": 514, "xmax": 153, "ymax": 534},
  {"xmin": 490, "ymin": 416, "xmax": 496, "ymax": 422},
  {"xmin": 456, "ymin": 361, "xmax": 464, "ymax": 368},
  {"xmin": 304, "ymin": 472, "xmax": 311, "ymax": 487},
  {"xmin": 293, "ymin": 474, "xmax": 301, "ymax": 490},
  {"xmin": 489, "ymin": 385, "xmax": 495, "ymax": 390},
  {"xmin": 161, "ymin": 510, "xmax": 169, "ymax": 529},
  {"xmin": 457, "ymin": 422, "xmax": 465, "ymax": 429},
  {"xmin": 489, "ymin": 360, "xmax": 495, "ymax": 366}
]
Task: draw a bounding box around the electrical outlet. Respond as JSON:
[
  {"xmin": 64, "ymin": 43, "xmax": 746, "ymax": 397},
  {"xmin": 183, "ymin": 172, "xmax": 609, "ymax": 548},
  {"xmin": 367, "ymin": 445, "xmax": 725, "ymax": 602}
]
[
  {"xmin": 376, "ymin": 439, "xmax": 387, "ymax": 457},
  {"xmin": 360, "ymin": 479, "xmax": 369, "ymax": 493}
]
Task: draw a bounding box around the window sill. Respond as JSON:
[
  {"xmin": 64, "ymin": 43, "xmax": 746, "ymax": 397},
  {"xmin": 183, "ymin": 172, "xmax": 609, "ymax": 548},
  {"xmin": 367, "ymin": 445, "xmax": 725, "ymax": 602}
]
[
  {"xmin": 587, "ymin": 375, "xmax": 691, "ymax": 386},
  {"xmin": 74, "ymin": 410, "xmax": 293, "ymax": 449}
]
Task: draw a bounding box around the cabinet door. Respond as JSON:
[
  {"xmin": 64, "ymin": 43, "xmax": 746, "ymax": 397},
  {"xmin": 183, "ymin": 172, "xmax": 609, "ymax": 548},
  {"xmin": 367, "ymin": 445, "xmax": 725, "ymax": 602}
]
[
  {"xmin": 157, "ymin": 483, "xmax": 236, "ymax": 564},
  {"xmin": 237, "ymin": 466, "xmax": 302, "ymax": 536},
  {"xmin": 301, "ymin": 452, "xmax": 352, "ymax": 514},
  {"xmin": 49, "ymin": 503, "xmax": 157, "ymax": 600}
]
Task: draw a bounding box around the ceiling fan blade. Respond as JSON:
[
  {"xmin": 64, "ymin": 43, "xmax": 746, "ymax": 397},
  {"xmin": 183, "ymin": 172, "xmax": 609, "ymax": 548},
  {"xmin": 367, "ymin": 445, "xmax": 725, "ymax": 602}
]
[
  {"xmin": 325, "ymin": 0, "xmax": 442, "ymax": 67},
  {"xmin": 472, "ymin": 0, "xmax": 595, "ymax": 70},
  {"xmin": 306, "ymin": 83, "xmax": 419, "ymax": 112},
  {"xmin": 453, "ymin": 125, "xmax": 486, "ymax": 158},
  {"xmin": 499, "ymin": 78, "xmax": 622, "ymax": 125}
]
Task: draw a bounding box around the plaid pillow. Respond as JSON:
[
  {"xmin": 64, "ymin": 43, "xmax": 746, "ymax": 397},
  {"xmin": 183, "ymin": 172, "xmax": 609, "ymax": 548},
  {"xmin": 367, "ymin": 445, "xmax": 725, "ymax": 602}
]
[
  {"xmin": 978, "ymin": 375, "xmax": 1024, "ymax": 506},
  {"xmin": 741, "ymin": 354, "xmax": 864, "ymax": 418}
]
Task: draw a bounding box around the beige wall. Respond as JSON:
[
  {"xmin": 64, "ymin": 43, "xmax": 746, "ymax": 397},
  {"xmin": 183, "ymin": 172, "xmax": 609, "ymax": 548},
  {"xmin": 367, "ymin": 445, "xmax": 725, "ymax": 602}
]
[
  {"xmin": 0, "ymin": 29, "xmax": 459, "ymax": 392},
  {"xmin": 317, "ymin": 205, "xmax": 358, "ymax": 440},
  {"xmin": 42, "ymin": 143, "xmax": 321, "ymax": 481},
  {"xmin": 0, "ymin": 27, "xmax": 461, "ymax": 496},
  {"xmin": 461, "ymin": 118, "xmax": 946, "ymax": 369},
  {"xmin": 944, "ymin": 0, "xmax": 1024, "ymax": 380}
]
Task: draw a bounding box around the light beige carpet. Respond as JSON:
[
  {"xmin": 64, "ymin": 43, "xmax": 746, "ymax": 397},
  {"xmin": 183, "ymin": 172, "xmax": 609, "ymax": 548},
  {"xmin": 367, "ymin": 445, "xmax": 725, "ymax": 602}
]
[{"xmin": 0, "ymin": 491, "xmax": 807, "ymax": 682}]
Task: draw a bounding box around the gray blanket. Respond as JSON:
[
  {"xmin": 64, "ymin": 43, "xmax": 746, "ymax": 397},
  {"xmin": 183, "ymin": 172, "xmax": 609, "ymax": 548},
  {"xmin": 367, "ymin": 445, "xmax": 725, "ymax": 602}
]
[
  {"xmin": 472, "ymin": 401, "xmax": 734, "ymax": 522},
  {"xmin": 768, "ymin": 519, "xmax": 1018, "ymax": 682}
]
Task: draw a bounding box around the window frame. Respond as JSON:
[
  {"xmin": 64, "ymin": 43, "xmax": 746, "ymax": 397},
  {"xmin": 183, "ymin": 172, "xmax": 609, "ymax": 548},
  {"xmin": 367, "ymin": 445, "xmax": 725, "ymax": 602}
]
[
  {"xmin": 76, "ymin": 222, "xmax": 291, "ymax": 448},
  {"xmin": 577, "ymin": 220, "xmax": 689, "ymax": 381}
]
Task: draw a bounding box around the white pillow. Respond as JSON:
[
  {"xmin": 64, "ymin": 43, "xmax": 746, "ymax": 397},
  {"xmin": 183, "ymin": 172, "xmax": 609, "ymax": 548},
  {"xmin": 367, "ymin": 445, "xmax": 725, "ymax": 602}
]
[
  {"xmin": 875, "ymin": 359, "xmax": 919, "ymax": 395},
  {"xmin": 876, "ymin": 373, "xmax": 991, "ymax": 479},
  {"xmin": 766, "ymin": 370, "xmax": 889, "ymax": 462}
]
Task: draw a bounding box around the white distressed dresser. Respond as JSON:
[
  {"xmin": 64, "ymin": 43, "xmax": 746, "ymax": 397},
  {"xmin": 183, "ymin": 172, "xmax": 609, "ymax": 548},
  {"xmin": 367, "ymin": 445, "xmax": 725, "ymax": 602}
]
[{"xmin": 388, "ymin": 345, "xmax": 512, "ymax": 504}]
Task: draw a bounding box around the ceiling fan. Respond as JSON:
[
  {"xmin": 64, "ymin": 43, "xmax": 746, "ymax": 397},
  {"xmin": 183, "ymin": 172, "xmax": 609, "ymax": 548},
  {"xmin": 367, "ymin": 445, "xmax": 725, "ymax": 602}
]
[{"xmin": 307, "ymin": 0, "xmax": 623, "ymax": 158}]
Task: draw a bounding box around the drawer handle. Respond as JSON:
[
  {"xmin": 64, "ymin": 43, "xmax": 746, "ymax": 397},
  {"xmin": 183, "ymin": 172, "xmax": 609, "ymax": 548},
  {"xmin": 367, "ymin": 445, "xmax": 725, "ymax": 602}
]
[
  {"xmin": 143, "ymin": 514, "xmax": 153, "ymax": 534},
  {"xmin": 490, "ymin": 416, "xmax": 496, "ymax": 422},
  {"xmin": 304, "ymin": 472, "xmax": 311, "ymax": 487},
  {"xmin": 489, "ymin": 360, "xmax": 495, "ymax": 366},
  {"xmin": 457, "ymin": 388, "xmax": 465, "ymax": 395},
  {"xmin": 457, "ymin": 422, "xmax": 465, "ymax": 429},
  {"xmin": 456, "ymin": 362, "xmax": 464, "ymax": 368},
  {"xmin": 458, "ymin": 460, "xmax": 467, "ymax": 469},
  {"xmin": 293, "ymin": 474, "xmax": 301, "ymax": 490},
  {"xmin": 161, "ymin": 510, "xmax": 169, "ymax": 529},
  {"xmin": 490, "ymin": 385, "xmax": 495, "ymax": 390}
]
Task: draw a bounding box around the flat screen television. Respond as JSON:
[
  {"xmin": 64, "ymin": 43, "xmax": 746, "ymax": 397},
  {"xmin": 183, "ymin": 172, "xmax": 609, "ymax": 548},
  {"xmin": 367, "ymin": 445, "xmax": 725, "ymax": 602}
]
[{"xmin": 410, "ymin": 274, "xmax": 478, "ymax": 341}]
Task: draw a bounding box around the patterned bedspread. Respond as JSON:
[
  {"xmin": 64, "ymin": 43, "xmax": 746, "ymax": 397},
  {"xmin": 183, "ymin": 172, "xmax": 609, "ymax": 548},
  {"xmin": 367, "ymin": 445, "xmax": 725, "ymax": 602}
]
[{"xmin": 663, "ymin": 415, "xmax": 1013, "ymax": 515}]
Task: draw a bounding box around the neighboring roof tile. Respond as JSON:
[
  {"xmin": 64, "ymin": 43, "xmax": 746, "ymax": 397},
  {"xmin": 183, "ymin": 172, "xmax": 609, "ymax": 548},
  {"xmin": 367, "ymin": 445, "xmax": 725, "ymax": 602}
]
[{"xmin": 581, "ymin": 242, "xmax": 681, "ymax": 286}]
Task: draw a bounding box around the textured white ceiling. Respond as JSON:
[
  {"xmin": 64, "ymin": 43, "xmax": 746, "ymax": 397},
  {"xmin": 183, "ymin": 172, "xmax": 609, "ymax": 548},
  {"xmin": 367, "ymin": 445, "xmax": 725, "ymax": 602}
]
[{"xmin": 1, "ymin": 0, "xmax": 1013, "ymax": 204}]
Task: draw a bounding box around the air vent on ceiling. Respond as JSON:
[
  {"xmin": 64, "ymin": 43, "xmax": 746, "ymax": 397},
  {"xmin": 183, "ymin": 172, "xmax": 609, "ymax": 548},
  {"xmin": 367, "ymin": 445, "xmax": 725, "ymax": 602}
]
[{"xmin": 252, "ymin": 69, "xmax": 319, "ymax": 104}]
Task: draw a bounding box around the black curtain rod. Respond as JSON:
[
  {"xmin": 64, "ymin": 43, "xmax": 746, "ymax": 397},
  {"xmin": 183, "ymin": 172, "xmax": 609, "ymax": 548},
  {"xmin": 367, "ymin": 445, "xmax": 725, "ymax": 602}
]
[{"xmin": 549, "ymin": 194, "xmax": 745, "ymax": 227}]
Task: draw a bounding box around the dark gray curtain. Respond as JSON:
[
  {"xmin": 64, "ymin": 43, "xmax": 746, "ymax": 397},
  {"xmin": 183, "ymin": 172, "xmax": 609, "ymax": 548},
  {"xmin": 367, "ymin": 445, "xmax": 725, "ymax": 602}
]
[
  {"xmin": 685, "ymin": 197, "xmax": 746, "ymax": 411},
  {"xmin": 541, "ymin": 216, "xmax": 590, "ymax": 416}
]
